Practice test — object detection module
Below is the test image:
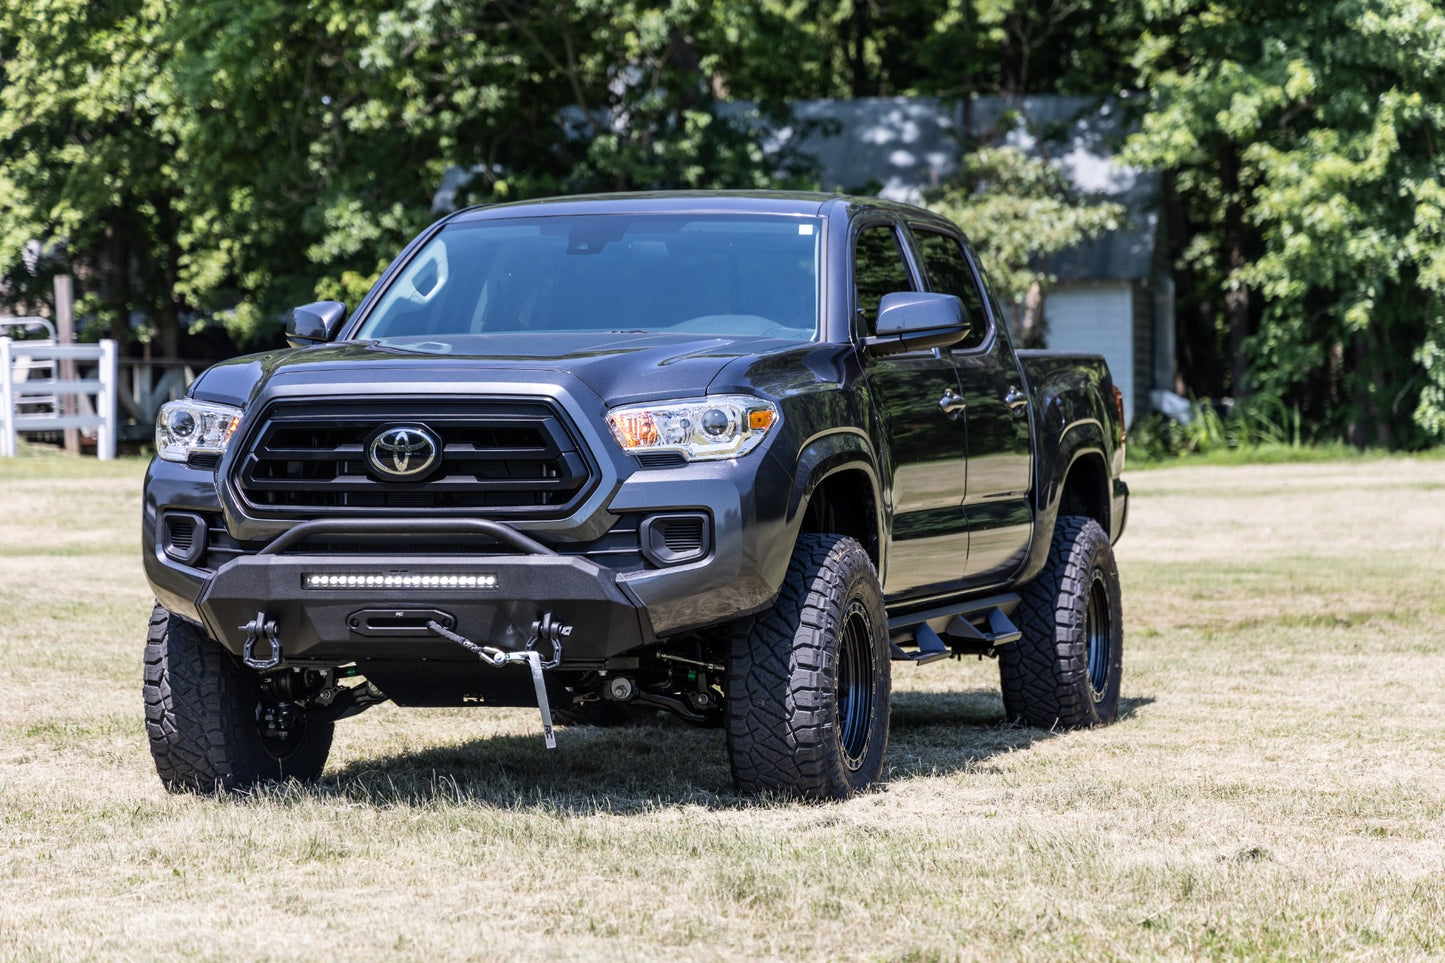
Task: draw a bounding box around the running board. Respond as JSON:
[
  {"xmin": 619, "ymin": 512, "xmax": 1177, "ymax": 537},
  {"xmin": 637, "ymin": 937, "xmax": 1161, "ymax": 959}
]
[
  {"xmin": 888, "ymin": 624, "xmax": 952, "ymax": 665},
  {"xmin": 887, "ymin": 593, "xmax": 1022, "ymax": 664}
]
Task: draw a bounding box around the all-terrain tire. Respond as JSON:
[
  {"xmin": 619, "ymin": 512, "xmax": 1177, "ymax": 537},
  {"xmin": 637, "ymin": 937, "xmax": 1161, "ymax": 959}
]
[
  {"xmin": 143, "ymin": 605, "xmax": 333, "ymax": 793},
  {"xmin": 999, "ymin": 515, "xmax": 1123, "ymax": 729},
  {"xmin": 726, "ymin": 534, "xmax": 890, "ymax": 799}
]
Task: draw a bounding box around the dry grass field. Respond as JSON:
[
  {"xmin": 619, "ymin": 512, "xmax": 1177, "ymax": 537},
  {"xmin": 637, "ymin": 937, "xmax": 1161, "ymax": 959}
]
[{"xmin": 2, "ymin": 449, "xmax": 1444, "ymax": 961}]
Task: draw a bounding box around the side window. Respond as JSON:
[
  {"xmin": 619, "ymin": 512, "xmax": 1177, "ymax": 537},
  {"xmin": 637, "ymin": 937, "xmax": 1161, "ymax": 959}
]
[
  {"xmin": 915, "ymin": 230, "xmax": 989, "ymax": 350},
  {"xmin": 853, "ymin": 224, "xmax": 914, "ymax": 337}
]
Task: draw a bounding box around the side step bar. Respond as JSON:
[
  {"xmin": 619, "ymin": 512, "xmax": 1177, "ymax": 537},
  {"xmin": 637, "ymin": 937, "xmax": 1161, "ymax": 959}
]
[{"xmin": 886, "ymin": 593, "xmax": 1023, "ymax": 665}]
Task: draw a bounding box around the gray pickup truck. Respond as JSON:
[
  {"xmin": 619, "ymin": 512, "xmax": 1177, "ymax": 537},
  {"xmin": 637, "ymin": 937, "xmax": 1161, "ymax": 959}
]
[{"xmin": 143, "ymin": 191, "xmax": 1128, "ymax": 798}]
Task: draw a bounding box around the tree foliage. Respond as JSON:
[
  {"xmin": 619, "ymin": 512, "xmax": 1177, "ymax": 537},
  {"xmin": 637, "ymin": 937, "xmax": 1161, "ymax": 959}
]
[
  {"xmin": 2, "ymin": 0, "xmax": 1442, "ymax": 448},
  {"xmin": 1126, "ymin": 0, "xmax": 1445, "ymax": 446},
  {"xmin": 926, "ymin": 145, "xmax": 1124, "ymax": 345},
  {"xmin": 0, "ymin": 0, "xmax": 813, "ymax": 352},
  {"xmin": 0, "ymin": 0, "xmax": 1137, "ymax": 354},
  {"xmin": 0, "ymin": 0, "xmax": 181, "ymax": 349}
]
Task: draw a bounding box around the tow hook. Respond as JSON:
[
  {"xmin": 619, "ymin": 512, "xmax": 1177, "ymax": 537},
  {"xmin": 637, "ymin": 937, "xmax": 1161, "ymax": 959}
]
[
  {"xmin": 427, "ymin": 613, "xmax": 568, "ymax": 749},
  {"xmin": 240, "ymin": 611, "xmax": 282, "ymax": 670}
]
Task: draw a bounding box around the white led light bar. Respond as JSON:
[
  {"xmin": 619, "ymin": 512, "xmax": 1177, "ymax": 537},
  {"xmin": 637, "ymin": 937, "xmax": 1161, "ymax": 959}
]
[{"xmin": 302, "ymin": 573, "xmax": 499, "ymax": 590}]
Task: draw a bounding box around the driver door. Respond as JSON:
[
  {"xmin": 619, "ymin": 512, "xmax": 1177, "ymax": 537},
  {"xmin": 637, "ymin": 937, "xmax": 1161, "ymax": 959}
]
[{"xmin": 855, "ymin": 221, "xmax": 970, "ymax": 599}]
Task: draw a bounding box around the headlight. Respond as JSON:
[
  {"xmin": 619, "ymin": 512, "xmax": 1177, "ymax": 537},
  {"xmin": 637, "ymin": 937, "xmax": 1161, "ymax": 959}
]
[
  {"xmin": 606, "ymin": 395, "xmax": 779, "ymax": 462},
  {"xmin": 156, "ymin": 400, "xmax": 243, "ymax": 463}
]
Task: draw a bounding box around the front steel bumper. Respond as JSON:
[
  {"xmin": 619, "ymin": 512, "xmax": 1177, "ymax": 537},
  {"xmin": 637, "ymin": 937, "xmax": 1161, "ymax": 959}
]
[{"xmin": 186, "ymin": 518, "xmax": 656, "ymax": 666}]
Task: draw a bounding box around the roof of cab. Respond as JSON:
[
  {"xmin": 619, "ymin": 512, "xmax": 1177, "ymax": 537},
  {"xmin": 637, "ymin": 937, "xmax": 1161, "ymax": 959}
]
[{"xmin": 448, "ymin": 189, "xmax": 942, "ymax": 225}]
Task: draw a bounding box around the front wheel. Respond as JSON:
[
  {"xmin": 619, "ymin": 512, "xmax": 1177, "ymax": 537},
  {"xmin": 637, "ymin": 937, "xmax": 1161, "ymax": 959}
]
[
  {"xmin": 143, "ymin": 605, "xmax": 333, "ymax": 793},
  {"xmin": 726, "ymin": 534, "xmax": 891, "ymax": 799},
  {"xmin": 999, "ymin": 516, "xmax": 1123, "ymax": 729}
]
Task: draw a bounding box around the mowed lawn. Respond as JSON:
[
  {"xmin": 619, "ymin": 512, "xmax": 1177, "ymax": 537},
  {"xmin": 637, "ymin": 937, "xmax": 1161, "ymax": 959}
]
[{"xmin": 2, "ymin": 450, "xmax": 1443, "ymax": 961}]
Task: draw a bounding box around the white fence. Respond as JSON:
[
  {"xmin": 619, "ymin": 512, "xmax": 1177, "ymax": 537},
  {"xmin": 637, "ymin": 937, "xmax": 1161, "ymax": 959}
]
[
  {"xmin": 1, "ymin": 335, "xmax": 119, "ymax": 459},
  {"xmin": 119, "ymin": 358, "xmax": 203, "ymax": 431}
]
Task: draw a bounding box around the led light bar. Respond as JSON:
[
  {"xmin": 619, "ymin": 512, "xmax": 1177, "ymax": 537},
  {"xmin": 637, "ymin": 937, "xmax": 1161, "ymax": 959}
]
[{"xmin": 302, "ymin": 573, "xmax": 499, "ymax": 590}]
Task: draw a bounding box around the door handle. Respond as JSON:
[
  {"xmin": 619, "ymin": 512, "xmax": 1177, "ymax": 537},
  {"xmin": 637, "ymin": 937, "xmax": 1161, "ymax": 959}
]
[
  {"xmin": 939, "ymin": 388, "xmax": 966, "ymax": 419},
  {"xmin": 1004, "ymin": 386, "xmax": 1029, "ymax": 414}
]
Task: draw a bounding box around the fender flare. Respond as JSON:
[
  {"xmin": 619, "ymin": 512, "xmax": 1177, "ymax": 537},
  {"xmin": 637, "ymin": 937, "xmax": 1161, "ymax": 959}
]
[
  {"xmin": 1021, "ymin": 417, "xmax": 1109, "ymax": 584},
  {"xmin": 785, "ymin": 427, "xmax": 885, "ymax": 566}
]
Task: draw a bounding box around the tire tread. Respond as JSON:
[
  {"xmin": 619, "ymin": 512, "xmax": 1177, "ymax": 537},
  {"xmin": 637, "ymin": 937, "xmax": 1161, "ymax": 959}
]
[
  {"xmin": 143, "ymin": 604, "xmax": 332, "ymax": 792},
  {"xmin": 726, "ymin": 534, "xmax": 889, "ymax": 798},
  {"xmin": 999, "ymin": 516, "xmax": 1122, "ymax": 729}
]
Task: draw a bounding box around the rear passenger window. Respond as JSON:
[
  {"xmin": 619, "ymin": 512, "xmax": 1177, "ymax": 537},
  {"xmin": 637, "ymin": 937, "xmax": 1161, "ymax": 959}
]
[
  {"xmin": 915, "ymin": 231, "xmax": 989, "ymax": 350},
  {"xmin": 853, "ymin": 225, "xmax": 914, "ymax": 337}
]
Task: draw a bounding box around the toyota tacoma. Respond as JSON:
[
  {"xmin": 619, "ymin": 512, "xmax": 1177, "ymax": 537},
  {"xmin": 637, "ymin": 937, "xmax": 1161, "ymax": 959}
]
[{"xmin": 142, "ymin": 191, "xmax": 1128, "ymax": 799}]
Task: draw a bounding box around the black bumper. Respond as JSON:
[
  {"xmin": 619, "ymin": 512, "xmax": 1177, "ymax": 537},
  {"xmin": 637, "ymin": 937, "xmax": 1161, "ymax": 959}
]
[{"xmin": 191, "ymin": 519, "xmax": 654, "ymax": 666}]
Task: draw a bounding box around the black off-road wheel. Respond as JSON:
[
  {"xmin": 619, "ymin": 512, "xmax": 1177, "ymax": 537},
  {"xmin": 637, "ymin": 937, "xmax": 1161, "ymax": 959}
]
[
  {"xmin": 726, "ymin": 534, "xmax": 890, "ymax": 799},
  {"xmin": 143, "ymin": 605, "xmax": 333, "ymax": 793},
  {"xmin": 999, "ymin": 515, "xmax": 1123, "ymax": 729}
]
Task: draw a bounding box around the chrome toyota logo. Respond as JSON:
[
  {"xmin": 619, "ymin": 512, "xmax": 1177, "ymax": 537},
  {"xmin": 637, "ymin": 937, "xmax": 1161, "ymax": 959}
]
[{"xmin": 367, "ymin": 426, "xmax": 440, "ymax": 479}]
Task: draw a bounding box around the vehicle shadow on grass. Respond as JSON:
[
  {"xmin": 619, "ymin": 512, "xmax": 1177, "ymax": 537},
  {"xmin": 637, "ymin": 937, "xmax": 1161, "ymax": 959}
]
[
  {"xmin": 316, "ymin": 716, "xmax": 740, "ymax": 813},
  {"xmin": 886, "ymin": 689, "xmax": 1042, "ymax": 781},
  {"xmin": 885, "ymin": 691, "xmax": 1154, "ymax": 780},
  {"xmin": 305, "ymin": 692, "xmax": 1153, "ymax": 814}
]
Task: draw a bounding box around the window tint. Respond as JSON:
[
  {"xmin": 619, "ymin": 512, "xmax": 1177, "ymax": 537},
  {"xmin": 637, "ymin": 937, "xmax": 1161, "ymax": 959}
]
[
  {"xmin": 915, "ymin": 230, "xmax": 989, "ymax": 350},
  {"xmin": 853, "ymin": 224, "xmax": 913, "ymax": 337}
]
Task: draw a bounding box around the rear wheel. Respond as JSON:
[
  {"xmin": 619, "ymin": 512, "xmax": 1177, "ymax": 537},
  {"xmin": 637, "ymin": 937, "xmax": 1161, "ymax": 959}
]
[
  {"xmin": 143, "ymin": 605, "xmax": 332, "ymax": 793},
  {"xmin": 726, "ymin": 534, "xmax": 890, "ymax": 799},
  {"xmin": 999, "ymin": 516, "xmax": 1123, "ymax": 728}
]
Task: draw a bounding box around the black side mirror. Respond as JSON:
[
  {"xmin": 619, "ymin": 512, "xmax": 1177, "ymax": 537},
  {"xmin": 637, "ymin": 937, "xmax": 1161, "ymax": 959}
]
[
  {"xmin": 285, "ymin": 301, "xmax": 348, "ymax": 348},
  {"xmin": 863, "ymin": 291, "xmax": 970, "ymax": 357}
]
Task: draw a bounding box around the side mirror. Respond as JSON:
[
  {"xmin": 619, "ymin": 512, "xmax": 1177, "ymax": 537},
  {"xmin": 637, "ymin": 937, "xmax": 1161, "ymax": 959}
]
[
  {"xmin": 863, "ymin": 291, "xmax": 970, "ymax": 357},
  {"xmin": 285, "ymin": 301, "xmax": 348, "ymax": 348}
]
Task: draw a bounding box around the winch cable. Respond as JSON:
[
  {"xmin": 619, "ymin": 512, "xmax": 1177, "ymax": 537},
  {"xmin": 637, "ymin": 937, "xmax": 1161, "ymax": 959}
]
[{"xmin": 426, "ymin": 620, "xmax": 558, "ymax": 749}]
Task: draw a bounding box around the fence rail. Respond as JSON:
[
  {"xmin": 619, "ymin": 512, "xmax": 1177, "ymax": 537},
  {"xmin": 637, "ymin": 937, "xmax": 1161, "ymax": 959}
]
[
  {"xmin": 1, "ymin": 337, "xmax": 119, "ymax": 459},
  {"xmin": 119, "ymin": 359, "xmax": 203, "ymax": 432}
]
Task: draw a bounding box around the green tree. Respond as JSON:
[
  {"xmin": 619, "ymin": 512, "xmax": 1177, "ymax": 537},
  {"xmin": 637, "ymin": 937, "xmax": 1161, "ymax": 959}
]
[
  {"xmin": 1, "ymin": 0, "xmax": 823, "ymax": 354},
  {"xmin": 298, "ymin": 0, "xmax": 818, "ymax": 306},
  {"xmin": 161, "ymin": 0, "xmax": 422, "ymax": 340},
  {"xmin": 0, "ymin": 0, "xmax": 185, "ymax": 353},
  {"xmin": 708, "ymin": 0, "xmax": 1142, "ymax": 101},
  {"xmin": 926, "ymin": 144, "xmax": 1124, "ymax": 346},
  {"xmin": 1126, "ymin": 0, "xmax": 1445, "ymax": 447}
]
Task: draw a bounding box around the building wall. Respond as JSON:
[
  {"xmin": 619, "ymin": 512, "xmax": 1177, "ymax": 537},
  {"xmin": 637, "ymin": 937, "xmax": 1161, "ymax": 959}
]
[
  {"xmin": 1131, "ymin": 281, "xmax": 1154, "ymax": 419},
  {"xmin": 1043, "ymin": 282, "xmax": 1138, "ymax": 425}
]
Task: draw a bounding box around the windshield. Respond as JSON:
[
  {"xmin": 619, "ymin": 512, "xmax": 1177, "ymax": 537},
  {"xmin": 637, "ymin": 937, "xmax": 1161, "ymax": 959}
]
[{"xmin": 356, "ymin": 213, "xmax": 823, "ymax": 343}]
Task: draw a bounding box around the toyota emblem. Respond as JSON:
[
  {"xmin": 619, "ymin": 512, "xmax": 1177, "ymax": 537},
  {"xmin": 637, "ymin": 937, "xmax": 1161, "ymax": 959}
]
[{"xmin": 368, "ymin": 426, "xmax": 440, "ymax": 479}]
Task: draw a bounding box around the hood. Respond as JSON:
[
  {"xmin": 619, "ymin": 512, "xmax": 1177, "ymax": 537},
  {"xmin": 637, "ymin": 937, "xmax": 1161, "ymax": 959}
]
[{"xmin": 189, "ymin": 332, "xmax": 807, "ymax": 409}]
